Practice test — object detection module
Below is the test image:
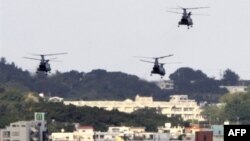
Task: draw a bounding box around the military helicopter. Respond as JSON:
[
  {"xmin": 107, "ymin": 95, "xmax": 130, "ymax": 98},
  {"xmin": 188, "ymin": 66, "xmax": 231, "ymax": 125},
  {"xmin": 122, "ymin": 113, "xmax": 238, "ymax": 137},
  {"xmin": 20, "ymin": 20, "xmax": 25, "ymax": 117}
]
[
  {"xmin": 137, "ymin": 54, "xmax": 178, "ymax": 78},
  {"xmin": 167, "ymin": 6, "xmax": 209, "ymax": 29},
  {"xmin": 24, "ymin": 53, "xmax": 67, "ymax": 74}
]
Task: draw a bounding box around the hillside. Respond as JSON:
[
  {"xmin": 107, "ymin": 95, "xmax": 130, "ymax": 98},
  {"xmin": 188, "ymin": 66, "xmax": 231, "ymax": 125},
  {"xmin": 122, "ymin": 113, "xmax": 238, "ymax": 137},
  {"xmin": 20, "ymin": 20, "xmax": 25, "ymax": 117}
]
[
  {"xmin": 0, "ymin": 58, "xmax": 167, "ymax": 100},
  {"xmin": 0, "ymin": 58, "xmax": 228, "ymax": 102},
  {"xmin": 0, "ymin": 87, "xmax": 184, "ymax": 131}
]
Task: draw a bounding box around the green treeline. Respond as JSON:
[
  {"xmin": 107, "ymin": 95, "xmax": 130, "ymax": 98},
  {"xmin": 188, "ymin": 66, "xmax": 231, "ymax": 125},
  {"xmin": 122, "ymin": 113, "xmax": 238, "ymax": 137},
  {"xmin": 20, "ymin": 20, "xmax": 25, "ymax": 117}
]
[
  {"xmin": 0, "ymin": 86, "xmax": 184, "ymax": 132},
  {"xmin": 202, "ymin": 89, "xmax": 250, "ymax": 124},
  {"xmin": 1, "ymin": 58, "xmax": 243, "ymax": 102}
]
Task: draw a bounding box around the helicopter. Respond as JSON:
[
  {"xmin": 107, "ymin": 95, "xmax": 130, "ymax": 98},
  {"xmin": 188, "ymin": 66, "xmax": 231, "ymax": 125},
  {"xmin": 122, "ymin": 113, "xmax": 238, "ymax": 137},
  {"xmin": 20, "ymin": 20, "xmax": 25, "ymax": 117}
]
[
  {"xmin": 24, "ymin": 53, "xmax": 67, "ymax": 74},
  {"xmin": 167, "ymin": 6, "xmax": 209, "ymax": 29},
  {"xmin": 137, "ymin": 54, "xmax": 176, "ymax": 78}
]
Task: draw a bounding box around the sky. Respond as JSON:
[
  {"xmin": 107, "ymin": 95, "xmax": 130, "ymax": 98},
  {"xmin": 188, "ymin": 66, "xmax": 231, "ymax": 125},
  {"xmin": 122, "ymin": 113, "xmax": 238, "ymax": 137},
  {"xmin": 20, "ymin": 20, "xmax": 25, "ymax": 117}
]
[{"xmin": 1, "ymin": 0, "xmax": 250, "ymax": 81}]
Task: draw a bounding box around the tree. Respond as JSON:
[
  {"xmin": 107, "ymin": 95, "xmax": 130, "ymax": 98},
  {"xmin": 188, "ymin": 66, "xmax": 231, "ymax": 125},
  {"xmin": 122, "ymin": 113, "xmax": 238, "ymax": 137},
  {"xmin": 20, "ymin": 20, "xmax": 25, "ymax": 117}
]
[
  {"xmin": 202, "ymin": 104, "xmax": 226, "ymax": 125},
  {"xmin": 169, "ymin": 67, "xmax": 223, "ymax": 94},
  {"xmin": 220, "ymin": 92, "xmax": 250, "ymax": 124},
  {"xmin": 221, "ymin": 69, "xmax": 239, "ymax": 86}
]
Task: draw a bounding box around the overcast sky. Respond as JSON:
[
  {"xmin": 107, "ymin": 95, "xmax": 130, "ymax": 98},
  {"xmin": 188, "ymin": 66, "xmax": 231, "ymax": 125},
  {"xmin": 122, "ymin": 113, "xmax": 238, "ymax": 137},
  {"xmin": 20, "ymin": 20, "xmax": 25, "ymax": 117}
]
[{"xmin": 1, "ymin": 0, "xmax": 250, "ymax": 81}]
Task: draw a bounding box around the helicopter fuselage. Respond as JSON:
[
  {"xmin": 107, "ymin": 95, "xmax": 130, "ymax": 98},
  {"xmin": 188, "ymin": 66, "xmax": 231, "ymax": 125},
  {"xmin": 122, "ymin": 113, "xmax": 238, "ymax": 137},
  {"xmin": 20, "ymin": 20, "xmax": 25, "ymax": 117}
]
[
  {"xmin": 179, "ymin": 15, "xmax": 193, "ymax": 27},
  {"xmin": 37, "ymin": 61, "xmax": 51, "ymax": 73},
  {"xmin": 151, "ymin": 64, "xmax": 166, "ymax": 76}
]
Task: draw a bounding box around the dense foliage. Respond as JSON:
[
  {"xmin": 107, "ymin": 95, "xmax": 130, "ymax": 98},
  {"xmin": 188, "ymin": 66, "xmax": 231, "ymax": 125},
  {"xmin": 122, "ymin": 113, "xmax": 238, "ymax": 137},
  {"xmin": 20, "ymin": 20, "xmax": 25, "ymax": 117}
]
[
  {"xmin": 1, "ymin": 58, "xmax": 243, "ymax": 102},
  {"xmin": 169, "ymin": 67, "xmax": 228, "ymax": 102},
  {"xmin": 221, "ymin": 69, "xmax": 240, "ymax": 86},
  {"xmin": 202, "ymin": 89, "xmax": 250, "ymax": 124},
  {"xmin": 0, "ymin": 86, "xmax": 184, "ymax": 132},
  {"xmin": 0, "ymin": 58, "xmax": 166, "ymax": 100}
]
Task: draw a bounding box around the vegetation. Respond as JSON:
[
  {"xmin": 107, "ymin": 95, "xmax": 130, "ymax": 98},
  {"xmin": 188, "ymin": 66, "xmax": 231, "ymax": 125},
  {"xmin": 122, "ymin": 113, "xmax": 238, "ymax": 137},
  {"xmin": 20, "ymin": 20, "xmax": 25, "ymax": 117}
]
[
  {"xmin": 1, "ymin": 58, "xmax": 242, "ymax": 103},
  {"xmin": 0, "ymin": 86, "xmax": 184, "ymax": 132},
  {"xmin": 202, "ymin": 89, "xmax": 250, "ymax": 124},
  {"xmin": 169, "ymin": 67, "xmax": 228, "ymax": 102},
  {"xmin": 221, "ymin": 69, "xmax": 240, "ymax": 86},
  {"xmin": 0, "ymin": 58, "xmax": 167, "ymax": 100}
]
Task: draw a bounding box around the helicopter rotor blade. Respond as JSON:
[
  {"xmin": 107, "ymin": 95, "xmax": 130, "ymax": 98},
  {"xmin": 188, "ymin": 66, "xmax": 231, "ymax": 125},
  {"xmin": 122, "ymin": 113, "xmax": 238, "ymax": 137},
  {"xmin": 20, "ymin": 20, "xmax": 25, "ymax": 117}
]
[
  {"xmin": 23, "ymin": 57, "xmax": 41, "ymax": 61},
  {"xmin": 47, "ymin": 58, "xmax": 62, "ymax": 62},
  {"xmin": 155, "ymin": 54, "xmax": 174, "ymax": 59},
  {"xmin": 43, "ymin": 52, "xmax": 68, "ymax": 56},
  {"xmin": 140, "ymin": 60, "xmax": 155, "ymax": 64},
  {"xmin": 191, "ymin": 13, "xmax": 210, "ymax": 16},
  {"xmin": 168, "ymin": 6, "xmax": 209, "ymax": 10},
  {"xmin": 166, "ymin": 10, "xmax": 183, "ymax": 14},
  {"xmin": 167, "ymin": 6, "xmax": 184, "ymax": 10},
  {"xmin": 135, "ymin": 54, "xmax": 173, "ymax": 60},
  {"xmin": 48, "ymin": 57, "xmax": 57, "ymax": 61},
  {"xmin": 185, "ymin": 7, "xmax": 210, "ymax": 10},
  {"xmin": 30, "ymin": 52, "xmax": 68, "ymax": 56},
  {"xmin": 133, "ymin": 56, "xmax": 153, "ymax": 59},
  {"xmin": 161, "ymin": 62, "xmax": 182, "ymax": 65}
]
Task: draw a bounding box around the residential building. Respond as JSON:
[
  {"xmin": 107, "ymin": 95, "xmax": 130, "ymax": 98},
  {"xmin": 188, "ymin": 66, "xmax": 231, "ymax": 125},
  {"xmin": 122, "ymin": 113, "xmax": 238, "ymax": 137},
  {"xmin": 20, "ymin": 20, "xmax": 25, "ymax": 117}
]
[
  {"xmin": 51, "ymin": 126, "xmax": 94, "ymax": 141},
  {"xmin": 51, "ymin": 132, "xmax": 74, "ymax": 141},
  {"xmin": 154, "ymin": 80, "xmax": 174, "ymax": 90},
  {"xmin": 73, "ymin": 126, "xmax": 94, "ymax": 141},
  {"xmin": 48, "ymin": 96, "xmax": 64, "ymax": 102},
  {"xmin": 220, "ymin": 85, "xmax": 248, "ymax": 93},
  {"xmin": 0, "ymin": 120, "xmax": 48, "ymax": 141},
  {"xmin": 64, "ymin": 95, "xmax": 204, "ymax": 121}
]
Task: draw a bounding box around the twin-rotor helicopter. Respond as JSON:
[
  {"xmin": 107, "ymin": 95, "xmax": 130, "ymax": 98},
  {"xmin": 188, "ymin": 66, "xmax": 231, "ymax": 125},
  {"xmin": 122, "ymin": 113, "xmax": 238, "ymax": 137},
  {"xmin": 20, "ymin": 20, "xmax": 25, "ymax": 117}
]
[
  {"xmin": 22, "ymin": 7, "xmax": 208, "ymax": 77},
  {"xmin": 24, "ymin": 53, "xmax": 67, "ymax": 74},
  {"xmin": 136, "ymin": 54, "xmax": 180, "ymax": 78},
  {"xmin": 167, "ymin": 6, "xmax": 209, "ymax": 29}
]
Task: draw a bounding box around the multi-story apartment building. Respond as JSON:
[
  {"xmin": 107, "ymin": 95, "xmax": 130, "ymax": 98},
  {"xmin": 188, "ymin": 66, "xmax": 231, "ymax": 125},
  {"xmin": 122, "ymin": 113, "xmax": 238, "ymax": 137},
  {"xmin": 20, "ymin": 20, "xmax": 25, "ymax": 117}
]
[
  {"xmin": 64, "ymin": 95, "xmax": 204, "ymax": 121},
  {"xmin": 0, "ymin": 120, "xmax": 48, "ymax": 141}
]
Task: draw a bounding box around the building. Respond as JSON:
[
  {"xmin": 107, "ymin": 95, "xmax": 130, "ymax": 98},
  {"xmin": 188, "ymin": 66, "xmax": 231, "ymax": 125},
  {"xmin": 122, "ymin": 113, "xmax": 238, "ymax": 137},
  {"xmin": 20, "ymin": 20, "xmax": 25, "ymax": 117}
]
[
  {"xmin": 154, "ymin": 80, "xmax": 174, "ymax": 90},
  {"xmin": 51, "ymin": 132, "xmax": 74, "ymax": 141},
  {"xmin": 211, "ymin": 125, "xmax": 223, "ymax": 137},
  {"xmin": 220, "ymin": 85, "xmax": 248, "ymax": 93},
  {"xmin": 73, "ymin": 126, "xmax": 94, "ymax": 141},
  {"xmin": 0, "ymin": 120, "xmax": 48, "ymax": 141},
  {"xmin": 64, "ymin": 95, "xmax": 204, "ymax": 121},
  {"xmin": 51, "ymin": 126, "xmax": 94, "ymax": 141},
  {"xmin": 158, "ymin": 123, "xmax": 186, "ymax": 140},
  {"xmin": 48, "ymin": 96, "xmax": 64, "ymax": 102},
  {"xmin": 94, "ymin": 126, "xmax": 170, "ymax": 141}
]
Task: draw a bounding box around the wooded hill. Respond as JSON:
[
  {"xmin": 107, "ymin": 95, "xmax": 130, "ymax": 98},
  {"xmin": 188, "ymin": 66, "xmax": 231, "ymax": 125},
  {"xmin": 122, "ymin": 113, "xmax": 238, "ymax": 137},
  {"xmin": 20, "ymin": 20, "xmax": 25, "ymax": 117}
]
[{"xmin": 0, "ymin": 57, "xmax": 237, "ymax": 102}]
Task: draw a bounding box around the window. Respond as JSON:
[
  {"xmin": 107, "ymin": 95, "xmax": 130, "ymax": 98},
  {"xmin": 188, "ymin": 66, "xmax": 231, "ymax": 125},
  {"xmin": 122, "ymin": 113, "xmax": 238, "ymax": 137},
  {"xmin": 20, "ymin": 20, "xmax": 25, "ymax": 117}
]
[
  {"xmin": 3, "ymin": 131, "xmax": 10, "ymax": 138},
  {"xmin": 100, "ymin": 135, "xmax": 104, "ymax": 139},
  {"xmin": 12, "ymin": 131, "xmax": 20, "ymax": 136}
]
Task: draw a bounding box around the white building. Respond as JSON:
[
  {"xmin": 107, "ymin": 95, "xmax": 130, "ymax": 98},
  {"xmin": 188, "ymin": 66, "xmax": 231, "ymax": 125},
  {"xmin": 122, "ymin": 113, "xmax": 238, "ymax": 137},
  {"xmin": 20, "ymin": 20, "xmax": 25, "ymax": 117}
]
[
  {"xmin": 94, "ymin": 126, "xmax": 170, "ymax": 141},
  {"xmin": 0, "ymin": 120, "xmax": 48, "ymax": 141},
  {"xmin": 51, "ymin": 126, "xmax": 94, "ymax": 141},
  {"xmin": 154, "ymin": 80, "xmax": 174, "ymax": 90},
  {"xmin": 158, "ymin": 123, "xmax": 184, "ymax": 139},
  {"xmin": 74, "ymin": 126, "xmax": 94, "ymax": 141},
  {"xmin": 48, "ymin": 96, "xmax": 64, "ymax": 102},
  {"xmin": 64, "ymin": 95, "xmax": 204, "ymax": 121},
  {"xmin": 51, "ymin": 132, "xmax": 74, "ymax": 141},
  {"xmin": 220, "ymin": 86, "xmax": 248, "ymax": 93}
]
